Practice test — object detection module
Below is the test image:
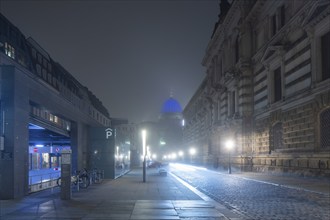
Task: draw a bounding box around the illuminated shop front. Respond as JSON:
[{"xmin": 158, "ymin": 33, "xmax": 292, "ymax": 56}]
[{"xmin": 28, "ymin": 145, "xmax": 71, "ymax": 170}]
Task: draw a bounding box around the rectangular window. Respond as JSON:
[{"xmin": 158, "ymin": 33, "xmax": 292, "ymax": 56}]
[
  {"xmin": 4, "ymin": 42, "xmax": 15, "ymax": 59},
  {"xmin": 43, "ymin": 58, "xmax": 47, "ymax": 68},
  {"xmin": 321, "ymin": 31, "xmax": 330, "ymax": 81},
  {"xmin": 217, "ymin": 101, "xmax": 221, "ymax": 120},
  {"xmin": 235, "ymin": 36, "xmax": 239, "ymax": 63},
  {"xmin": 32, "ymin": 48, "xmax": 37, "ymax": 59},
  {"xmin": 228, "ymin": 91, "xmax": 236, "ymax": 116},
  {"xmin": 42, "ymin": 68, "xmax": 47, "ymax": 80},
  {"xmin": 48, "ymin": 73, "xmax": 52, "ymax": 84},
  {"xmin": 271, "ymin": 5, "xmax": 285, "ymax": 37},
  {"xmin": 18, "ymin": 54, "xmax": 26, "ymax": 67},
  {"xmin": 49, "ymin": 114, "xmax": 54, "ymax": 122},
  {"xmin": 280, "ymin": 5, "xmax": 285, "ymax": 28},
  {"xmin": 36, "ymin": 64, "xmax": 42, "ymax": 76},
  {"xmin": 272, "ymin": 15, "xmax": 277, "ymax": 36},
  {"xmin": 54, "ymin": 116, "xmax": 58, "ymax": 123},
  {"xmin": 232, "ymin": 91, "xmax": 236, "ymax": 115},
  {"xmin": 37, "ymin": 53, "xmax": 42, "ymax": 64},
  {"xmin": 274, "ymin": 67, "xmax": 282, "ymax": 102},
  {"xmin": 219, "ymin": 58, "xmax": 223, "ymax": 77},
  {"xmin": 213, "ymin": 56, "xmax": 220, "ymax": 82}
]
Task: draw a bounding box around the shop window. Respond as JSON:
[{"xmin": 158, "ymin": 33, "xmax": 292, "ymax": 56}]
[
  {"xmin": 42, "ymin": 153, "xmax": 50, "ymax": 169},
  {"xmin": 320, "ymin": 108, "xmax": 330, "ymax": 148},
  {"xmin": 321, "ymin": 31, "xmax": 330, "ymax": 81}
]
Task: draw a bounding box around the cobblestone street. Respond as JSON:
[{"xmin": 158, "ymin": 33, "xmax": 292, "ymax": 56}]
[{"xmin": 170, "ymin": 164, "xmax": 330, "ymax": 220}]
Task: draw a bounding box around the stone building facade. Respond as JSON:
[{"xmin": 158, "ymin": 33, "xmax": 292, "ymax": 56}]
[{"xmin": 183, "ymin": 0, "xmax": 330, "ymax": 177}]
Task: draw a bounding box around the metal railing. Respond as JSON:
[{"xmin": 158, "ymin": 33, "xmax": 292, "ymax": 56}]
[
  {"xmin": 28, "ymin": 170, "xmax": 61, "ymax": 193},
  {"xmin": 28, "ymin": 168, "xmax": 105, "ymax": 193}
]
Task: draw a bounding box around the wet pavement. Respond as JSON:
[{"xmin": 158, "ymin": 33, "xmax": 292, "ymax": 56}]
[
  {"xmin": 0, "ymin": 167, "xmax": 238, "ymax": 220},
  {"xmin": 170, "ymin": 163, "xmax": 330, "ymax": 220},
  {"xmin": 1, "ymin": 164, "xmax": 329, "ymax": 220}
]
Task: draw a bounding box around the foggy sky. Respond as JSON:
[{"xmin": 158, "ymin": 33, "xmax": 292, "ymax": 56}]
[{"xmin": 0, "ymin": 0, "xmax": 219, "ymax": 123}]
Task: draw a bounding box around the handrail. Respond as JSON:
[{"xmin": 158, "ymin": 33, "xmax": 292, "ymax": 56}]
[{"xmin": 28, "ymin": 170, "xmax": 61, "ymax": 193}]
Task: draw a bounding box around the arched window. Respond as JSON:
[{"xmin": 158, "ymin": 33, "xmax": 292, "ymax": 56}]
[{"xmin": 320, "ymin": 108, "xmax": 330, "ymax": 148}]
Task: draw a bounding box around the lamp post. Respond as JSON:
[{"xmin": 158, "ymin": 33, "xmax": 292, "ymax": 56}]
[
  {"xmin": 142, "ymin": 130, "xmax": 147, "ymax": 182},
  {"xmin": 178, "ymin": 151, "xmax": 184, "ymax": 162},
  {"xmin": 226, "ymin": 140, "xmax": 234, "ymax": 174},
  {"xmin": 189, "ymin": 148, "xmax": 196, "ymax": 164}
]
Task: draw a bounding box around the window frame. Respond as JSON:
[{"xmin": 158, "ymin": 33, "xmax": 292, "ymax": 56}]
[
  {"xmin": 311, "ymin": 15, "xmax": 330, "ymax": 84},
  {"xmin": 319, "ymin": 108, "xmax": 330, "ymax": 149},
  {"xmin": 267, "ymin": 57, "xmax": 284, "ymax": 105}
]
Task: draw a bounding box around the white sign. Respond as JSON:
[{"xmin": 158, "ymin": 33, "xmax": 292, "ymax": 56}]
[
  {"xmin": 61, "ymin": 153, "xmax": 71, "ymax": 164},
  {"xmin": 61, "ymin": 149, "xmax": 71, "ymax": 164},
  {"xmin": 105, "ymin": 128, "xmax": 113, "ymax": 139}
]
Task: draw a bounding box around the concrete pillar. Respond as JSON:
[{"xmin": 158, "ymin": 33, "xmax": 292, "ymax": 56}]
[{"xmin": 0, "ymin": 66, "xmax": 29, "ymax": 199}]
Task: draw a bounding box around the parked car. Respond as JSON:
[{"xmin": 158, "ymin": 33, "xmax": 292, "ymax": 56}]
[{"xmin": 147, "ymin": 160, "xmax": 162, "ymax": 168}]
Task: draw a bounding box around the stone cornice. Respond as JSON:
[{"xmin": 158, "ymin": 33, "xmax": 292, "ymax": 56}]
[
  {"xmin": 251, "ymin": 0, "xmax": 318, "ymax": 64},
  {"xmin": 202, "ymin": 0, "xmax": 241, "ymax": 67},
  {"xmin": 302, "ymin": 0, "xmax": 330, "ymax": 27}
]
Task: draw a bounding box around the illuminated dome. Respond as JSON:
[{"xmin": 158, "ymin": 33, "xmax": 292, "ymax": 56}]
[{"xmin": 161, "ymin": 97, "xmax": 182, "ymax": 114}]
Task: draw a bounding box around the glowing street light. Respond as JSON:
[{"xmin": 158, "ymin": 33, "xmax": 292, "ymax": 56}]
[
  {"xmin": 189, "ymin": 148, "xmax": 196, "ymax": 163},
  {"xmin": 225, "ymin": 140, "xmax": 234, "ymax": 174},
  {"xmin": 189, "ymin": 148, "xmax": 196, "ymax": 155},
  {"xmin": 142, "ymin": 130, "xmax": 147, "ymax": 182},
  {"xmin": 178, "ymin": 151, "xmax": 184, "ymax": 161},
  {"xmin": 116, "ymin": 146, "xmax": 119, "ymax": 158}
]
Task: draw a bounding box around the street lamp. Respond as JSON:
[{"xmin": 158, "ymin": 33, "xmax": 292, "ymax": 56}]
[
  {"xmin": 225, "ymin": 140, "xmax": 234, "ymax": 174},
  {"xmin": 142, "ymin": 130, "xmax": 147, "ymax": 182},
  {"xmin": 178, "ymin": 150, "xmax": 184, "ymax": 161},
  {"xmin": 189, "ymin": 148, "xmax": 196, "ymax": 164}
]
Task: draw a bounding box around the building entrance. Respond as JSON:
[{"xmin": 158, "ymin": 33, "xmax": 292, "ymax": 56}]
[{"xmin": 28, "ymin": 123, "xmax": 71, "ymax": 186}]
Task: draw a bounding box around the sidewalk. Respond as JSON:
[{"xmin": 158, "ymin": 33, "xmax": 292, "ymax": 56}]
[
  {"xmin": 1, "ymin": 167, "xmax": 329, "ymax": 220},
  {"xmin": 0, "ymin": 168, "xmax": 241, "ymax": 220}
]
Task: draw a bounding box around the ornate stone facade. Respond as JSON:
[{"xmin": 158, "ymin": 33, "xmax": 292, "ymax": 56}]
[{"xmin": 183, "ymin": 0, "xmax": 330, "ymax": 177}]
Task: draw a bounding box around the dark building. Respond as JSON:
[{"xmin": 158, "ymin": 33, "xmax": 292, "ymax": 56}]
[
  {"xmin": 158, "ymin": 97, "xmax": 184, "ymax": 155},
  {"xmin": 116, "ymin": 96, "xmax": 184, "ymax": 165},
  {"xmin": 0, "ymin": 13, "xmax": 114, "ymax": 199}
]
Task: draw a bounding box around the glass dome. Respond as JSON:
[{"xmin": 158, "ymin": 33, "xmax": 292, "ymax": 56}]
[{"xmin": 161, "ymin": 97, "xmax": 182, "ymax": 113}]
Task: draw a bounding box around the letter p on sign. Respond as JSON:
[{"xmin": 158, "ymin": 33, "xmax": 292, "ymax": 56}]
[{"xmin": 105, "ymin": 128, "xmax": 113, "ymax": 139}]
